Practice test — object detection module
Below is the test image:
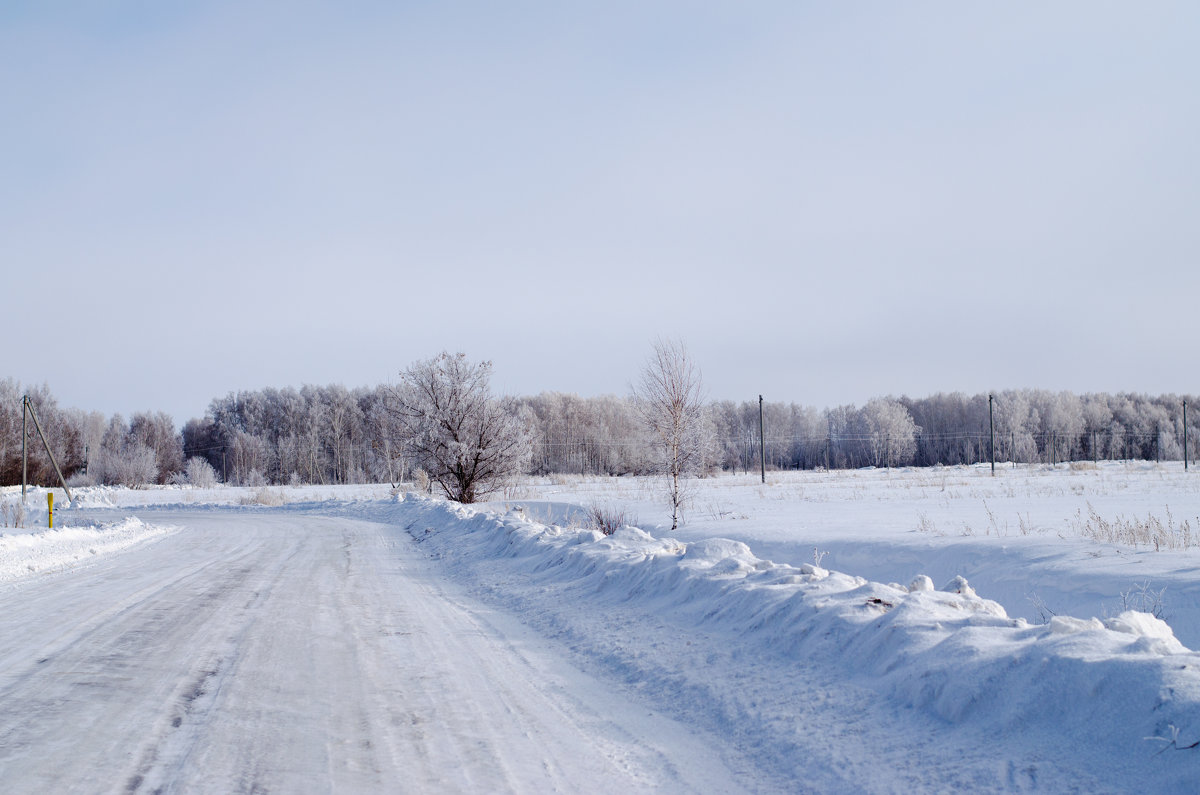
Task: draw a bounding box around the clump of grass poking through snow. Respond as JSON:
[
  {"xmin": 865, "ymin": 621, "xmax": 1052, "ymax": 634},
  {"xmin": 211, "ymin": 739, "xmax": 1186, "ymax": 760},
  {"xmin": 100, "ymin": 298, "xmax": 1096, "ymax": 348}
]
[
  {"xmin": 1071, "ymin": 503, "xmax": 1196, "ymax": 550},
  {"xmin": 1122, "ymin": 580, "xmax": 1168, "ymax": 620}
]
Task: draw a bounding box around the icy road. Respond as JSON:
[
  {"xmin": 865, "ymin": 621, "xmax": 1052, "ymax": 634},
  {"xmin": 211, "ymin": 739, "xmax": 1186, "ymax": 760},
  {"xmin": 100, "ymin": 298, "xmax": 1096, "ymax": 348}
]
[
  {"xmin": 0, "ymin": 510, "xmax": 747, "ymax": 793},
  {"xmin": 4, "ymin": 489, "xmax": 1199, "ymax": 794}
]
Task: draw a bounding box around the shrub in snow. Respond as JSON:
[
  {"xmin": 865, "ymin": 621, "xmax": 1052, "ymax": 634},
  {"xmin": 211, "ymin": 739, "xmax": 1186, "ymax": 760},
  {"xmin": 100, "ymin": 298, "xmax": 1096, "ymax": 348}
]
[
  {"xmin": 241, "ymin": 468, "xmax": 268, "ymax": 487},
  {"xmin": 239, "ymin": 488, "xmax": 285, "ymax": 507},
  {"xmin": 1, "ymin": 498, "xmax": 26, "ymax": 528},
  {"xmin": 185, "ymin": 456, "xmax": 218, "ymax": 488},
  {"xmin": 587, "ymin": 503, "xmax": 636, "ymax": 536},
  {"xmin": 67, "ymin": 471, "xmax": 97, "ymax": 488}
]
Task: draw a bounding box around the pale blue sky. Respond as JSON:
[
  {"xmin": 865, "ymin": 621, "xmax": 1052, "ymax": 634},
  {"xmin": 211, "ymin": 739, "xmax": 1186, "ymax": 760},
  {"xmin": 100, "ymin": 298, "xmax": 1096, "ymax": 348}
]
[{"xmin": 4, "ymin": 2, "xmax": 1198, "ymax": 425}]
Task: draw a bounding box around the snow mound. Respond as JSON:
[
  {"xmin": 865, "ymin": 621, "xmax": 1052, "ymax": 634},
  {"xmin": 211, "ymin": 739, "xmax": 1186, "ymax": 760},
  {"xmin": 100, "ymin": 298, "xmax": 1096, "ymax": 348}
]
[
  {"xmin": 66, "ymin": 487, "xmax": 119, "ymax": 509},
  {"xmin": 381, "ymin": 495, "xmax": 1200, "ymax": 792},
  {"xmin": 0, "ymin": 518, "xmax": 175, "ymax": 582}
]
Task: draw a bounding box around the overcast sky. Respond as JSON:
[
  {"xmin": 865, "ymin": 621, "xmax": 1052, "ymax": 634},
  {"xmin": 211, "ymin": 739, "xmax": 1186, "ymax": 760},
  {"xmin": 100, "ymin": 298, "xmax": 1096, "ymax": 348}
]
[{"xmin": 4, "ymin": 2, "xmax": 1198, "ymax": 426}]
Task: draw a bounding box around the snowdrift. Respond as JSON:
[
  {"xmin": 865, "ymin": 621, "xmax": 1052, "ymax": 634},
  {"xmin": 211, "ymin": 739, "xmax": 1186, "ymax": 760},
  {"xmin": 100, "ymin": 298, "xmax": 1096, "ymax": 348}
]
[
  {"xmin": 0, "ymin": 518, "xmax": 175, "ymax": 582},
  {"xmin": 381, "ymin": 494, "xmax": 1200, "ymax": 792}
]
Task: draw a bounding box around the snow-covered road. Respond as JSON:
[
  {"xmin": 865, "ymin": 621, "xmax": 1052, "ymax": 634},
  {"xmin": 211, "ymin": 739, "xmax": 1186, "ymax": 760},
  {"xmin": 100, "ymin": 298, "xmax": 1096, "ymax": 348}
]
[
  {"xmin": 0, "ymin": 510, "xmax": 749, "ymax": 793},
  {"xmin": 4, "ymin": 478, "xmax": 1200, "ymax": 793}
]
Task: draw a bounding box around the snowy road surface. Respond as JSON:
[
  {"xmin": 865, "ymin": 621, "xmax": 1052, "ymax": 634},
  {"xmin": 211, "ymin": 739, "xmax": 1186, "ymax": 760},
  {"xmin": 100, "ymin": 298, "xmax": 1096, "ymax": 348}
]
[
  {"xmin": 0, "ymin": 510, "xmax": 749, "ymax": 793},
  {"xmin": 4, "ymin": 483, "xmax": 1199, "ymax": 794}
]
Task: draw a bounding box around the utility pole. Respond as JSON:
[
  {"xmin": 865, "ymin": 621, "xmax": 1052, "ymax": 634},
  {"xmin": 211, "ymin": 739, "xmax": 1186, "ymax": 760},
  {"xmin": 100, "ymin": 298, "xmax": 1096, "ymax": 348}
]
[
  {"xmin": 21, "ymin": 396, "xmax": 28, "ymax": 499},
  {"xmin": 758, "ymin": 395, "xmax": 766, "ymax": 484},
  {"xmin": 988, "ymin": 394, "xmax": 995, "ymax": 475},
  {"xmin": 22, "ymin": 395, "xmax": 73, "ymax": 504},
  {"xmin": 1185, "ymin": 400, "xmax": 1190, "ymax": 472},
  {"xmin": 825, "ymin": 418, "xmax": 832, "ymax": 471}
]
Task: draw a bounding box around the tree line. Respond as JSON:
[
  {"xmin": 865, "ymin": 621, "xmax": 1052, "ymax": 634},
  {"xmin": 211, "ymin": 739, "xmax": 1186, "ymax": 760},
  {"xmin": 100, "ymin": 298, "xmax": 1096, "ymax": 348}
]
[{"xmin": 2, "ymin": 374, "xmax": 1197, "ymax": 490}]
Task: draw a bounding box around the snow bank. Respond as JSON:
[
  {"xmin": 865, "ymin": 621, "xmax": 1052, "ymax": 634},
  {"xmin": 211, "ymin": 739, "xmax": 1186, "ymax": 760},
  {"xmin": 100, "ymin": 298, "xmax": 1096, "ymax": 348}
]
[
  {"xmin": 0, "ymin": 518, "xmax": 175, "ymax": 582},
  {"xmin": 384, "ymin": 494, "xmax": 1200, "ymax": 792}
]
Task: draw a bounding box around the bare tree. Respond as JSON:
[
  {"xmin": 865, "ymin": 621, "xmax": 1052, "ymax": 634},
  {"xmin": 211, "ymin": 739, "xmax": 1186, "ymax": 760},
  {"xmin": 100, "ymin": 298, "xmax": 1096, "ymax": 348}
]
[
  {"xmin": 633, "ymin": 339, "xmax": 710, "ymax": 531},
  {"xmin": 390, "ymin": 352, "xmax": 532, "ymax": 503}
]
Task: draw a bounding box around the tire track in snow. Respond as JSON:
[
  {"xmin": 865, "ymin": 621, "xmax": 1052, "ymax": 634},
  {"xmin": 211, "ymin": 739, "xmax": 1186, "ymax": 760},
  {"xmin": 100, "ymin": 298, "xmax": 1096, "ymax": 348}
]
[
  {"xmin": 124, "ymin": 538, "xmax": 308, "ymax": 793},
  {"xmin": 0, "ymin": 508, "xmax": 760, "ymax": 793}
]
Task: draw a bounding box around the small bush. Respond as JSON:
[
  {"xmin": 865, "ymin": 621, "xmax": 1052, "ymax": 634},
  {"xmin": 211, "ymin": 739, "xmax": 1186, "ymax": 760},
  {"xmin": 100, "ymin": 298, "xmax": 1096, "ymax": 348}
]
[
  {"xmin": 1, "ymin": 498, "xmax": 26, "ymax": 528},
  {"xmin": 67, "ymin": 471, "xmax": 97, "ymax": 488},
  {"xmin": 185, "ymin": 457, "xmax": 218, "ymax": 488},
  {"xmin": 239, "ymin": 488, "xmax": 286, "ymax": 507},
  {"xmin": 587, "ymin": 503, "xmax": 636, "ymax": 536},
  {"xmin": 241, "ymin": 468, "xmax": 268, "ymax": 488}
]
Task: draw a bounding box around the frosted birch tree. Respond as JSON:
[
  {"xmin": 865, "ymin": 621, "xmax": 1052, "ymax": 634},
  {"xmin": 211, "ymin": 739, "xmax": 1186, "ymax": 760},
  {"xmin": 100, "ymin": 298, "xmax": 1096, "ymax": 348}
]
[{"xmin": 633, "ymin": 339, "xmax": 710, "ymax": 531}]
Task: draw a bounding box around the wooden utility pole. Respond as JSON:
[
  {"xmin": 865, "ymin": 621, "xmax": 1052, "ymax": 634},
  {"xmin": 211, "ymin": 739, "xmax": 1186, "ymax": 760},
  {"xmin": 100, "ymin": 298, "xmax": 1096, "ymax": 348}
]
[
  {"xmin": 825, "ymin": 418, "xmax": 831, "ymax": 471},
  {"xmin": 21, "ymin": 396, "xmax": 28, "ymax": 499},
  {"xmin": 758, "ymin": 395, "xmax": 766, "ymax": 483},
  {"xmin": 23, "ymin": 396, "xmax": 73, "ymax": 505},
  {"xmin": 988, "ymin": 394, "xmax": 995, "ymax": 475}
]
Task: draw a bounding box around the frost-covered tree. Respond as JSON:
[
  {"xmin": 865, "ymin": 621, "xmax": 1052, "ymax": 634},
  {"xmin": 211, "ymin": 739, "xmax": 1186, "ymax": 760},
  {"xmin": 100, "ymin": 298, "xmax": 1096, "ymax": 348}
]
[
  {"xmin": 389, "ymin": 352, "xmax": 532, "ymax": 503},
  {"xmin": 129, "ymin": 411, "xmax": 184, "ymax": 484},
  {"xmin": 987, "ymin": 390, "xmax": 1038, "ymax": 464},
  {"xmin": 859, "ymin": 397, "xmax": 919, "ymax": 467},
  {"xmin": 519, "ymin": 392, "xmax": 649, "ymax": 476},
  {"xmin": 91, "ymin": 415, "xmax": 158, "ymax": 487},
  {"xmin": 633, "ymin": 339, "xmax": 711, "ymax": 531}
]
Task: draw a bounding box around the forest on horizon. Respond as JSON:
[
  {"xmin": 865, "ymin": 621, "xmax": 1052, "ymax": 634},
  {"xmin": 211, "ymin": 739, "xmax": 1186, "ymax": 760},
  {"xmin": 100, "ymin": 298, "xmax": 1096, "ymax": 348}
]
[{"xmin": 2, "ymin": 375, "xmax": 1196, "ymax": 489}]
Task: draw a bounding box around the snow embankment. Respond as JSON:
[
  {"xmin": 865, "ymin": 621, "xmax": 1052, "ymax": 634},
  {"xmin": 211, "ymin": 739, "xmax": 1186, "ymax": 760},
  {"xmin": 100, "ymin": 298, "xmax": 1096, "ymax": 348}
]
[
  {"xmin": 0, "ymin": 519, "xmax": 175, "ymax": 582},
  {"xmin": 386, "ymin": 494, "xmax": 1200, "ymax": 792}
]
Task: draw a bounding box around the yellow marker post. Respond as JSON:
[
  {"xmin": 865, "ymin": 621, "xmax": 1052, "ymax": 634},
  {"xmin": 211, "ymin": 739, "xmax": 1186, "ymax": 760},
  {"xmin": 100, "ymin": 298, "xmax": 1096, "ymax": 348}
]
[{"xmin": 47, "ymin": 493, "xmax": 53, "ymax": 529}]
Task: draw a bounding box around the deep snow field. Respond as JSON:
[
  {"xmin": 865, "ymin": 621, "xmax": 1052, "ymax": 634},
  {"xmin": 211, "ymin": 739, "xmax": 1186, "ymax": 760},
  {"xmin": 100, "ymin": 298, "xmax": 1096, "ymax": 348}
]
[{"xmin": 3, "ymin": 461, "xmax": 1200, "ymax": 792}]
